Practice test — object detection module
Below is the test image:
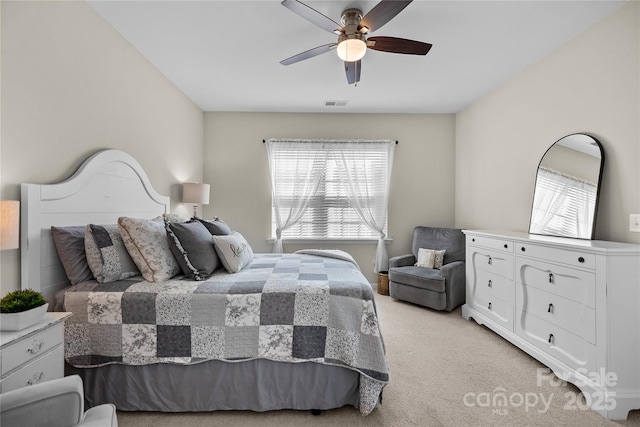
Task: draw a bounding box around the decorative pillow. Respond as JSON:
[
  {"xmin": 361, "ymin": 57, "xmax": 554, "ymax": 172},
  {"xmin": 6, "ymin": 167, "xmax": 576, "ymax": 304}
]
[
  {"xmin": 165, "ymin": 219, "xmax": 220, "ymax": 280},
  {"xmin": 118, "ymin": 216, "xmax": 181, "ymax": 282},
  {"xmin": 211, "ymin": 232, "xmax": 254, "ymax": 273},
  {"xmin": 85, "ymin": 224, "xmax": 140, "ymax": 283},
  {"xmin": 198, "ymin": 217, "xmax": 232, "ymax": 236},
  {"xmin": 51, "ymin": 226, "xmax": 94, "ymax": 285},
  {"xmin": 416, "ymin": 248, "xmax": 446, "ymax": 269}
]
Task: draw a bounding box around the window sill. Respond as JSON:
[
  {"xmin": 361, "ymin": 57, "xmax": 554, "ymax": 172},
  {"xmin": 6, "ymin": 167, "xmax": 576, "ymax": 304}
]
[{"xmin": 266, "ymin": 238, "xmax": 393, "ymax": 245}]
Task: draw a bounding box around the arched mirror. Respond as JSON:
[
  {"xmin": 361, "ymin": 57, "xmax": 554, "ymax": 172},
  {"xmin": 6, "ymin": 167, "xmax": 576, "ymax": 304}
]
[{"xmin": 529, "ymin": 133, "xmax": 604, "ymax": 240}]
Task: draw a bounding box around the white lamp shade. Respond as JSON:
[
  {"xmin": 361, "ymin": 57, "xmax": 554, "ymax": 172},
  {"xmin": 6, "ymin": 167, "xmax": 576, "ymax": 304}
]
[
  {"xmin": 182, "ymin": 183, "xmax": 210, "ymax": 205},
  {"xmin": 0, "ymin": 200, "xmax": 20, "ymax": 250},
  {"xmin": 336, "ymin": 39, "xmax": 367, "ymax": 62}
]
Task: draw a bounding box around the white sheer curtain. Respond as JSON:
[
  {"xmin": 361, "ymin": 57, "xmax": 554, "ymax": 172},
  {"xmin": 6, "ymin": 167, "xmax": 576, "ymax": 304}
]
[
  {"xmin": 266, "ymin": 140, "xmax": 328, "ymax": 253},
  {"xmin": 335, "ymin": 141, "xmax": 395, "ymax": 272},
  {"xmin": 530, "ymin": 167, "xmax": 597, "ymax": 238}
]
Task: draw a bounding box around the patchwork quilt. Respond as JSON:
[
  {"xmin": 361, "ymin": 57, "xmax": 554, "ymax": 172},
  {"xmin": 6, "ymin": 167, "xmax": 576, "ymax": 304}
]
[{"xmin": 63, "ymin": 253, "xmax": 389, "ymax": 415}]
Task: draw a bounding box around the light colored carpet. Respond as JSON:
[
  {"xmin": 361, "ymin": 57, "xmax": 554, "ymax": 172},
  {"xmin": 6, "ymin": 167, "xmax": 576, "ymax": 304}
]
[{"xmin": 117, "ymin": 292, "xmax": 640, "ymax": 426}]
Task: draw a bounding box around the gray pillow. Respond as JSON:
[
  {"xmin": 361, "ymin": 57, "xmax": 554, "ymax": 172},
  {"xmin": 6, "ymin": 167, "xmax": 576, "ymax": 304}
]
[
  {"xmin": 85, "ymin": 224, "xmax": 140, "ymax": 283},
  {"xmin": 51, "ymin": 226, "xmax": 94, "ymax": 285},
  {"xmin": 212, "ymin": 232, "xmax": 254, "ymax": 273},
  {"xmin": 166, "ymin": 220, "xmax": 220, "ymax": 280},
  {"xmin": 197, "ymin": 217, "xmax": 232, "ymax": 236}
]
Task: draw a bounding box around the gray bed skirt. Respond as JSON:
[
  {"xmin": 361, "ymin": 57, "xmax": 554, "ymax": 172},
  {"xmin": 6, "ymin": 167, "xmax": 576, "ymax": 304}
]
[{"xmin": 66, "ymin": 359, "xmax": 361, "ymax": 412}]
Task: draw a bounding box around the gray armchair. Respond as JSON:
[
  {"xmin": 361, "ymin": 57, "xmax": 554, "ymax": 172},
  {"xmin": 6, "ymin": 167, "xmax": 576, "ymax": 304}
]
[
  {"xmin": 389, "ymin": 226, "xmax": 465, "ymax": 311},
  {"xmin": 0, "ymin": 375, "xmax": 117, "ymax": 427}
]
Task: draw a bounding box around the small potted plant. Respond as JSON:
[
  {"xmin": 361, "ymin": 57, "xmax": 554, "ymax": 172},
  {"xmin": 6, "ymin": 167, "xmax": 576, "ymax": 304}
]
[{"xmin": 0, "ymin": 289, "xmax": 48, "ymax": 331}]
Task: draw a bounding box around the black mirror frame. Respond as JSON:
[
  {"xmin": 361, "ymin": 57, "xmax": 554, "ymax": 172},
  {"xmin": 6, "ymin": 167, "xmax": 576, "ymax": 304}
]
[{"xmin": 528, "ymin": 133, "xmax": 605, "ymax": 240}]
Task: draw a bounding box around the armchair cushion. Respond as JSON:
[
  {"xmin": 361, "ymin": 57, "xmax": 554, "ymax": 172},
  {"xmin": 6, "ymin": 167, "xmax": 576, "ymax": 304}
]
[{"xmin": 389, "ymin": 266, "xmax": 445, "ymax": 292}]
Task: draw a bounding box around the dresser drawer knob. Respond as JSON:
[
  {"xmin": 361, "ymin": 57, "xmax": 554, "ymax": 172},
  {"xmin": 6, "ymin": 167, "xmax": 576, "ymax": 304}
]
[
  {"xmin": 472, "ymin": 238, "xmax": 475, "ymax": 242},
  {"xmin": 521, "ymin": 247, "xmax": 526, "ymax": 252},
  {"xmin": 488, "ymin": 280, "xmax": 492, "ymax": 288},
  {"xmin": 548, "ymin": 273, "xmax": 554, "ymax": 284},
  {"xmin": 578, "ymin": 257, "xmax": 585, "ymax": 263},
  {"xmin": 548, "ymin": 303, "xmax": 553, "ymax": 313},
  {"xmin": 27, "ymin": 372, "xmax": 44, "ymax": 386},
  {"xmin": 504, "ymin": 244, "xmax": 508, "ymax": 249},
  {"xmin": 548, "ymin": 334, "xmax": 554, "ymax": 344},
  {"xmin": 488, "ymin": 302, "xmax": 492, "ymax": 311},
  {"xmin": 488, "ymin": 256, "xmax": 492, "ymax": 265},
  {"xmin": 27, "ymin": 338, "xmax": 45, "ymax": 354}
]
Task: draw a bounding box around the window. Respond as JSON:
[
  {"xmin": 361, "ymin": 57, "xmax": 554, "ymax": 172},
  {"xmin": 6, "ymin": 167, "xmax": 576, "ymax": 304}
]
[
  {"xmin": 267, "ymin": 139, "xmax": 395, "ymax": 241},
  {"xmin": 529, "ymin": 167, "xmax": 597, "ymax": 238}
]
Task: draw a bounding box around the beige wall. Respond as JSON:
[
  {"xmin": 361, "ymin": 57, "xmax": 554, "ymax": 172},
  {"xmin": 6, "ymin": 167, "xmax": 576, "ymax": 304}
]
[
  {"xmin": 204, "ymin": 112, "xmax": 456, "ymax": 282},
  {"xmin": 0, "ymin": 1, "xmax": 204, "ymax": 294},
  {"xmin": 455, "ymin": 2, "xmax": 639, "ymax": 244}
]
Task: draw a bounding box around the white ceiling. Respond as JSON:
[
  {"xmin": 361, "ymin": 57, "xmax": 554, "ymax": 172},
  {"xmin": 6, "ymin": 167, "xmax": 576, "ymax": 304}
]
[{"xmin": 89, "ymin": 0, "xmax": 625, "ymax": 114}]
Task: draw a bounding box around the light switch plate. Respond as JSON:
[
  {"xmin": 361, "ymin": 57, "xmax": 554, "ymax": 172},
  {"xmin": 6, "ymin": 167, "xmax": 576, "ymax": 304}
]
[{"xmin": 630, "ymin": 214, "xmax": 640, "ymax": 232}]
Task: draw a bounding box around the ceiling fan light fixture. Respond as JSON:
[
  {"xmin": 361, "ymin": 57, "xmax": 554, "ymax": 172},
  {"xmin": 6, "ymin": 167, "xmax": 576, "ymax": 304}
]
[{"xmin": 336, "ymin": 38, "xmax": 367, "ymax": 62}]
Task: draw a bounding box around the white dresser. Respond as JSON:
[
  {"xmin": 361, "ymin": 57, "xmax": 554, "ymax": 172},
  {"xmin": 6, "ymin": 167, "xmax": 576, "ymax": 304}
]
[
  {"xmin": 0, "ymin": 312, "xmax": 72, "ymax": 393},
  {"xmin": 462, "ymin": 230, "xmax": 640, "ymax": 420}
]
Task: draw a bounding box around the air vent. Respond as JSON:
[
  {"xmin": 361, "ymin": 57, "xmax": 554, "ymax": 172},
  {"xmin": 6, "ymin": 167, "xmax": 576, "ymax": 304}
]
[{"xmin": 325, "ymin": 100, "xmax": 348, "ymax": 107}]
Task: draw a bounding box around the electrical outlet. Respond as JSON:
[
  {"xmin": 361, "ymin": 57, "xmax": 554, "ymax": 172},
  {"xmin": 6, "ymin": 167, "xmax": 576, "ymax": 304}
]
[{"xmin": 630, "ymin": 214, "xmax": 640, "ymax": 232}]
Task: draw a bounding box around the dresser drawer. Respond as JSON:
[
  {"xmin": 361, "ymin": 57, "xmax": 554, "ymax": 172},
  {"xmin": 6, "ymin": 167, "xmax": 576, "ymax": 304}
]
[
  {"xmin": 468, "ymin": 235, "xmax": 514, "ymax": 253},
  {"xmin": 516, "ymin": 284, "xmax": 595, "ymax": 344},
  {"xmin": 516, "ymin": 243, "xmax": 595, "ymax": 270},
  {"xmin": 0, "ymin": 345, "xmax": 64, "ymax": 393},
  {"xmin": 473, "ymin": 268, "xmax": 514, "ymax": 302},
  {"xmin": 470, "ymin": 290, "xmax": 513, "ymax": 332},
  {"xmin": 1, "ymin": 322, "xmax": 64, "ymax": 376},
  {"xmin": 515, "ymin": 309, "xmax": 596, "ymax": 373},
  {"xmin": 470, "ymin": 247, "xmax": 514, "ymax": 279},
  {"xmin": 516, "ymin": 257, "xmax": 595, "ymax": 308}
]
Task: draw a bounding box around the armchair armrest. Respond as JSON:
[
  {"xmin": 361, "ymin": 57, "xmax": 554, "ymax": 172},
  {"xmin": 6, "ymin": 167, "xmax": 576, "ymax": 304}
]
[
  {"xmin": 440, "ymin": 260, "xmax": 466, "ymax": 311},
  {"xmin": 389, "ymin": 254, "xmax": 415, "ymax": 269},
  {"xmin": 1, "ymin": 375, "xmax": 84, "ymax": 427}
]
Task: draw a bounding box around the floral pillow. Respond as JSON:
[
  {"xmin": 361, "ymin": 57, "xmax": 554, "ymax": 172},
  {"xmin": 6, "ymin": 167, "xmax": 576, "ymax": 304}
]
[
  {"xmin": 211, "ymin": 232, "xmax": 254, "ymax": 273},
  {"xmin": 416, "ymin": 248, "xmax": 446, "ymax": 269},
  {"xmin": 85, "ymin": 224, "xmax": 140, "ymax": 283},
  {"xmin": 118, "ymin": 216, "xmax": 181, "ymax": 282}
]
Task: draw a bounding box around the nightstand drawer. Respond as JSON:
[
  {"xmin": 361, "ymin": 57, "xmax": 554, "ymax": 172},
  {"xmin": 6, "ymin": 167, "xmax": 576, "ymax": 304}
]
[
  {"xmin": 0, "ymin": 345, "xmax": 64, "ymax": 393},
  {"xmin": 1, "ymin": 322, "xmax": 64, "ymax": 376}
]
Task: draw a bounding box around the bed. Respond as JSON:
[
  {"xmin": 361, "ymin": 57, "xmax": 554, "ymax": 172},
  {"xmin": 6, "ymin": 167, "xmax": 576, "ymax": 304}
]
[{"xmin": 20, "ymin": 149, "xmax": 389, "ymax": 415}]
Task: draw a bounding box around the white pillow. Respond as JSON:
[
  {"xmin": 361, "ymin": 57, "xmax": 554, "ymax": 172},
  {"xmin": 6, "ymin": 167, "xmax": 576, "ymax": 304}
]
[
  {"xmin": 212, "ymin": 232, "xmax": 254, "ymax": 273},
  {"xmin": 118, "ymin": 216, "xmax": 181, "ymax": 282},
  {"xmin": 416, "ymin": 248, "xmax": 446, "ymax": 269}
]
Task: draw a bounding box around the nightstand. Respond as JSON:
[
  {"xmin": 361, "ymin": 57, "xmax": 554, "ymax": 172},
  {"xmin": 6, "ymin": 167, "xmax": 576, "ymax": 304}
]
[{"xmin": 0, "ymin": 312, "xmax": 72, "ymax": 393}]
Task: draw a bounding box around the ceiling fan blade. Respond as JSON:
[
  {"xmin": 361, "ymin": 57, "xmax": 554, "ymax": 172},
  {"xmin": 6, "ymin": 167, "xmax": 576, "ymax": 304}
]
[
  {"xmin": 280, "ymin": 43, "xmax": 337, "ymax": 65},
  {"xmin": 367, "ymin": 36, "xmax": 432, "ymax": 55},
  {"xmin": 359, "ymin": 0, "xmax": 412, "ymax": 33},
  {"xmin": 345, "ymin": 60, "xmax": 361, "ymax": 85},
  {"xmin": 281, "ymin": 0, "xmax": 343, "ymax": 34}
]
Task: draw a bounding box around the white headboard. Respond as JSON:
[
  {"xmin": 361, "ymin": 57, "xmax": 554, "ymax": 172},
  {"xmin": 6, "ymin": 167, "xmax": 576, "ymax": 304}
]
[{"xmin": 21, "ymin": 149, "xmax": 170, "ymax": 303}]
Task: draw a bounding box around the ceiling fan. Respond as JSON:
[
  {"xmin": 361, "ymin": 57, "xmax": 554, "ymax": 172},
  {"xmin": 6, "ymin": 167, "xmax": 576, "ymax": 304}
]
[{"xmin": 279, "ymin": 0, "xmax": 432, "ymax": 85}]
